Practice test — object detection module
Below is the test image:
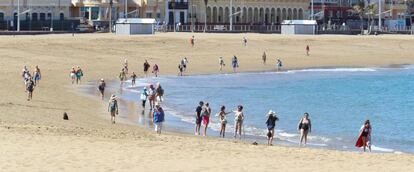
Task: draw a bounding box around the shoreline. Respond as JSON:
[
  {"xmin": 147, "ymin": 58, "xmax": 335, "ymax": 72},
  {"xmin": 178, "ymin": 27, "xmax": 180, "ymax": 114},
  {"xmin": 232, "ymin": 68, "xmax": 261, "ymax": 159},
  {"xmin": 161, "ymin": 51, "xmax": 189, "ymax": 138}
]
[{"xmin": 77, "ymin": 64, "xmax": 413, "ymax": 154}]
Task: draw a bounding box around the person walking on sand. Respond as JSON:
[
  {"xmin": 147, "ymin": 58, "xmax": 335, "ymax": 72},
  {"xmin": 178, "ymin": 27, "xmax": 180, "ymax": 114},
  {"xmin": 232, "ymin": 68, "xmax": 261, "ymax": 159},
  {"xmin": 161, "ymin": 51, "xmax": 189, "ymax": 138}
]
[
  {"xmin": 262, "ymin": 51, "xmax": 267, "ymax": 64},
  {"xmin": 276, "ymin": 58, "xmax": 283, "ymax": 72},
  {"xmin": 355, "ymin": 120, "xmax": 372, "ymax": 152},
  {"xmin": 217, "ymin": 105, "xmax": 231, "ymax": 138},
  {"xmin": 123, "ymin": 58, "xmax": 128, "ymax": 74},
  {"xmin": 266, "ymin": 110, "xmax": 279, "ymax": 146},
  {"xmin": 70, "ymin": 67, "xmax": 76, "ymax": 84},
  {"xmin": 152, "ymin": 64, "xmax": 159, "ymax": 77},
  {"xmin": 25, "ymin": 76, "xmax": 35, "ymax": 101},
  {"xmin": 147, "ymin": 84, "xmax": 156, "ymax": 110},
  {"xmin": 140, "ymin": 87, "xmax": 148, "ymax": 109},
  {"xmin": 98, "ymin": 78, "xmax": 106, "ymax": 100},
  {"xmin": 153, "ymin": 103, "xmax": 165, "ymax": 134},
  {"xmin": 155, "ymin": 83, "xmax": 164, "ymax": 102},
  {"xmin": 108, "ymin": 95, "xmax": 119, "ymax": 124},
  {"xmin": 243, "ymin": 37, "xmax": 247, "ymax": 46},
  {"xmin": 178, "ymin": 63, "xmax": 184, "ymax": 76},
  {"xmin": 119, "ymin": 68, "xmax": 126, "ymax": 86},
  {"xmin": 306, "ymin": 45, "xmax": 310, "ymax": 56},
  {"xmin": 201, "ymin": 102, "xmax": 211, "ymax": 136},
  {"xmin": 143, "ymin": 60, "xmax": 150, "ymax": 77},
  {"xmin": 22, "ymin": 66, "xmax": 31, "ymax": 85},
  {"xmin": 182, "ymin": 57, "xmax": 188, "ymax": 71},
  {"xmin": 190, "ymin": 35, "xmax": 195, "ymax": 47},
  {"xmin": 233, "ymin": 105, "xmax": 244, "ymax": 139},
  {"xmin": 219, "ymin": 57, "xmax": 225, "ymax": 71},
  {"xmin": 232, "ymin": 55, "xmax": 239, "ymax": 73},
  {"xmin": 298, "ymin": 112, "xmax": 312, "ymax": 147},
  {"xmin": 75, "ymin": 66, "xmax": 83, "ymax": 84},
  {"xmin": 194, "ymin": 101, "xmax": 204, "ymax": 135},
  {"xmin": 33, "ymin": 65, "xmax": 41, "ymax": 86},
  {"xmin": 130, "ymin": 72, "xmax": 137, "ymax": 86}
]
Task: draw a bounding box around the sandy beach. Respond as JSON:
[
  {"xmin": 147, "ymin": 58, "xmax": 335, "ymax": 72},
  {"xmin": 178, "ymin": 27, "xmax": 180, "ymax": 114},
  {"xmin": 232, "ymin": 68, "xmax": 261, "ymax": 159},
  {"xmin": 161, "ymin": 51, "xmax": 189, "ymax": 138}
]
[{"xmin": 1, "ymin": 33, "xmax": 414, "ymax": 171}]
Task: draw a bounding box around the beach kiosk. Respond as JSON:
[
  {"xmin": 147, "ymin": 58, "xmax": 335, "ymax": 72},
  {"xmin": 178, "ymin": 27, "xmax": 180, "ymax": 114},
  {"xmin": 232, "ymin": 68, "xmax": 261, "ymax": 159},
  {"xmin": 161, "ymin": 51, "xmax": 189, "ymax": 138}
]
[
  {"xmin": 115, "ymin": 18, "xmax": 156, "ymax": 35},
  {"xmin": 281, "ymin": 20, "xmax": 317, "ymax": 35}
]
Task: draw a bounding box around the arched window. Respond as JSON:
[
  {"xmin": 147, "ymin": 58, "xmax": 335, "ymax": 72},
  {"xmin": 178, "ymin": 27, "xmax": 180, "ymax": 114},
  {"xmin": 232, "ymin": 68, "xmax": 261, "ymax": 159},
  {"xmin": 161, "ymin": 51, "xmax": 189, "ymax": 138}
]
[
  {"xmin": 60, "ymin": 13, "xmax": 64, "ymax": 20},
  {"xmin": 39, "ymin": 13, "xmax": 46, "ymax": 21},
  {"xmin": 32, "ymin": 13, "xmax": 38, "ymax": 21}
]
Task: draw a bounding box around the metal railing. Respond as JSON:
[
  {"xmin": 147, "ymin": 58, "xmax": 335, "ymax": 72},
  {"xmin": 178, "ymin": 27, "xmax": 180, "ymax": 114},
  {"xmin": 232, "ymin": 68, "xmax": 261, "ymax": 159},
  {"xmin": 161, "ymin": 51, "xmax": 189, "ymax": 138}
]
[{"xmin": 161, "ymin": 24, "xmax": 281, "ymax": 33}]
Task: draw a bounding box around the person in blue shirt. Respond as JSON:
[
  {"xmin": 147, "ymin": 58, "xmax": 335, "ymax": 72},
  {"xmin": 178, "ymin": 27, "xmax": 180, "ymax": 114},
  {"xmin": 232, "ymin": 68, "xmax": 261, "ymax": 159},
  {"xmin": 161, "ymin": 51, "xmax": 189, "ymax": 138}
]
[
  {"xmin": 153, "ymin": 103, "xmax": 165, "ymax": 134},
  {"xmin": 266, "ymin": 110, "xmax": 279, "ymax": 146}
]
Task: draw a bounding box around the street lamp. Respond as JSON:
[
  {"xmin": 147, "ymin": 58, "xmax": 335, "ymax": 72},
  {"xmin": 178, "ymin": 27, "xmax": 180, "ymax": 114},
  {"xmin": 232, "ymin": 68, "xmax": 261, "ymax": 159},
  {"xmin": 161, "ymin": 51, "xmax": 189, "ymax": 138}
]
[
  {"xmin": 17, "ymin": 0, "xmax": 20, "ymax": 31},
  {"xmin": 109, "ymin": 0, "xmax": 113, "ymax": 33},
  {"xmin": 204, "ymin": 0, "xmax": 208, "ymax": 32},
  {"xmin": 171, "ymin": 0, "xmax": 176, "ymax": 32}
]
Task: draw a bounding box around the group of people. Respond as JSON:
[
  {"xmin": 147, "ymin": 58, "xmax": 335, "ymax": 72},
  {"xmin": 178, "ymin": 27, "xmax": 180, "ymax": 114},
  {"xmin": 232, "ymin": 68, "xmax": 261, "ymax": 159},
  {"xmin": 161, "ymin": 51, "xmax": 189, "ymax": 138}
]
[
  {"xmin": 194, "ymin": 102, "xmax": 246, "ymax": 139},
  {"xmin": 22, "ymin": 66, "xmax": 41, "ymax": 101},
  {"xmin": 190, "ymin": 100, "xmax": 371, "ymax": 151},
  {"xmin": 178, "ymin": 57, "xmax": 189, "ymax": 76},
  {"xmin": 139, "ymin": 83, "xmax": 165, "ymax": 133},
  {"xmin": 70, "ymin": 66, "xmax": 84, "ymax": 84},
  {"xmin": 140, "ymin": 83, "xmax": 164, "ymax": 110},
  {"xmin": 261, "ymin": 51, "xmax": 283, "ymax": 71},
  {"xmin": 143, "ymin": 60, "xmax": 160, "ymax": 77}
]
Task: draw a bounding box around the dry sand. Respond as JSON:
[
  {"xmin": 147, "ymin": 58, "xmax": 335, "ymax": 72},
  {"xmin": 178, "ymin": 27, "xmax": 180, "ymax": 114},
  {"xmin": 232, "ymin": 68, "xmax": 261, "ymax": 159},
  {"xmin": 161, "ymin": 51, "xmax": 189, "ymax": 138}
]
[{"xmin": 0, "ymin": 33, "xmax": 413, "ymax": 171}]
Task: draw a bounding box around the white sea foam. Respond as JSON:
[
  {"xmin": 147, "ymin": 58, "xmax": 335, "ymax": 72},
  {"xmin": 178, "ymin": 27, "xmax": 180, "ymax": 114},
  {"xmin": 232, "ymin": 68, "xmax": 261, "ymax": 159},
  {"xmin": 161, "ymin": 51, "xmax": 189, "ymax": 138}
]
[
  {"xmin": 278, "ymin": 132, "xmax": 298, "ymax": 138},
  {"xmin": 370, "ymin": 145, "xmax": 394, "ymax": 152},
  {"xmin": 292, "ymin": 68, "xmax": 377, "ymax": 73}
]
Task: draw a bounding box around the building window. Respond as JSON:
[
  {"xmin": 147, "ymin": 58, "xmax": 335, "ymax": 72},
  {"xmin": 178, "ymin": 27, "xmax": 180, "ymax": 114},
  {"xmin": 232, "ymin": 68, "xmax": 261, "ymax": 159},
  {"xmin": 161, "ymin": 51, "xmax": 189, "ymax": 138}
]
[
  {"xmin": 146, "ymin": 13, "xmax": 152, "ymax": 18},
  {"xmin": 157, "ymin": 13, "xmax": 161, "ymax": 19},
  {"xmin": 47, "ymin": 13, "xmax": 52, "ymax": 20},
  {"xmin": 60, "ymin": 13, "xmax": 64, "ymax": 20},
  {"xmin": 32, "ymin": 13, "xmax": 38, "ymax": 21},
  {"xmin": 26, "ymin": 13, "xmax": 30, "ymax": 21},
  {"xmin": 40, "ymin": 13, "xmax": 46, "ymax": 21},
  {"xmin": 0, "ymin": 13, "xmax": 4, "ymax": 21}
]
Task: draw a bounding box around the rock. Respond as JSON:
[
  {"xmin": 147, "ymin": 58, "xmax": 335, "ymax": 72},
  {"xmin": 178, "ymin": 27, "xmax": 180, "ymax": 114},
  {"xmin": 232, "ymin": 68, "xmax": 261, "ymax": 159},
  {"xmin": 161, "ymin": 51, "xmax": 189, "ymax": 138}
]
[{"xmin": 63, "ymin": 112, "xmax": 69, "ymax": 120}]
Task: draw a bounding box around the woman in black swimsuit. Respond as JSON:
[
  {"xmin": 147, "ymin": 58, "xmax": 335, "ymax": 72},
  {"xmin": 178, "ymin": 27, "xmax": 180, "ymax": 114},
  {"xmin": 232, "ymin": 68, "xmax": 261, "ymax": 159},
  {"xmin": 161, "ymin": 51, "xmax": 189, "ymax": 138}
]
[
  {"xmin": 360, "ymin": 120, "xmax": 372, "ymax": 152},
  {"xmin": 298, "ymin": 112, "xmax": 311, "ymax": 147}
]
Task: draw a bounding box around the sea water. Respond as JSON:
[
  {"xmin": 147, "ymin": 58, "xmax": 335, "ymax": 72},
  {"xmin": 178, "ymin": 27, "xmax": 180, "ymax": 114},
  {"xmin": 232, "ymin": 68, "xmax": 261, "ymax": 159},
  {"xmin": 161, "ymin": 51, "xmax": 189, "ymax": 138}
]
[{"xmin": 121, "ymin": 66, "xmax": 414, "ymax": 153}]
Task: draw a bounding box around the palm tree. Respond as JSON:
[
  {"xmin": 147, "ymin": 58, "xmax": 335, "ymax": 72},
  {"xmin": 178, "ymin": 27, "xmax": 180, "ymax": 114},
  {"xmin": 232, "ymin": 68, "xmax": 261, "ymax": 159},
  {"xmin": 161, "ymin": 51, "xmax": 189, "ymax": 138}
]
[
  {"xmin": 351, "ymin": 0, "xmax": 365, "ymax": 34},
  {"xmin": 366, "ymin": 3, "xmax": 376, "ymax": 34}
]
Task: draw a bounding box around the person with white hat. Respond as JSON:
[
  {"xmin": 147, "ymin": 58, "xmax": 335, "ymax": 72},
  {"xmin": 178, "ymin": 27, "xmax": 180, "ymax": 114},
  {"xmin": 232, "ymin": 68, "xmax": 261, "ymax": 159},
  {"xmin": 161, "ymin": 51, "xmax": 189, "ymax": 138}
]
[
  {"xmin": 153, "ymin": 103, "xmax": 165, "ymax": 134},
  {"xmin": 140, "ymin": 87, "xmax": 148, "ymax": 109},
  {"xmin": 108, "ymin": 94, "xmax": 118, "ymax": 124},
  {"xmin": 266, "ymin": 110, "xmax": 279, "ymax": 146}
]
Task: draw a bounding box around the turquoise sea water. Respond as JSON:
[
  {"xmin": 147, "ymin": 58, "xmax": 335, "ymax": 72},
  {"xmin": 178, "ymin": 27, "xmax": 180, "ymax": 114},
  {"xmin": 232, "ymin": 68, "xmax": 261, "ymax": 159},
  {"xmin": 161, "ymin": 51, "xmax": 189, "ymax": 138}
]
[{"xmin": 121, "ymin": 66, "xmax": 414, "ymax": 153}]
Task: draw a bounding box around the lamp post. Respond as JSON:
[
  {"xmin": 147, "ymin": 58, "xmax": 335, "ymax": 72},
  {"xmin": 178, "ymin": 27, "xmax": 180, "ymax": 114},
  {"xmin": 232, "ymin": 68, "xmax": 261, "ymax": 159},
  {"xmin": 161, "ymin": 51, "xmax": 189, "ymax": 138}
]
[
  {"xmin": 125, "ymin": 0, "xmax": 128, "ymax": 19},
  {"xmin": 17, "ymin": 0, "xmax": 20, "ymax": 31},
  {"xmin": 230, "ymin": 0, "xmax": 233, "ymax": 31},
  {"xmin": 171, "ymin": 0, "xmax": 176, "ymax": 32},
  {"xmin": 109, "ymin": 0, "xmax": 113, "ymax": 33},
  {"xmin": 204, "ymin": 0, "xmax": 208, "ymax": 32},
  {"xmin": 311, "ymin": 0, "xmax": 314, "ymax": 20},
  {"xmin": 50, "ymin": 4, "xmax": 54, "ymax": 31}
]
